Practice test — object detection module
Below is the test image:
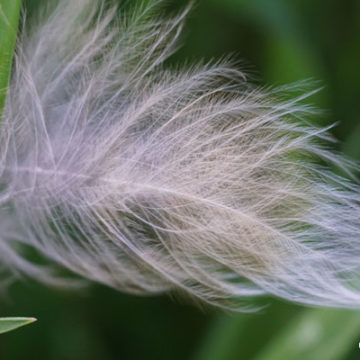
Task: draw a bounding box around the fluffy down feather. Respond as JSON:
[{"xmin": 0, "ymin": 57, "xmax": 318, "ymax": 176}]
[{"xmin": 1, "ymin": 0, "xmax": 360, "ymax": 309}]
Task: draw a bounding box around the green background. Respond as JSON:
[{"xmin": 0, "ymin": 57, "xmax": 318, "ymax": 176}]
[{"xmin": 1, "ymin": 0, "xmax": 360, "ymax": 359}]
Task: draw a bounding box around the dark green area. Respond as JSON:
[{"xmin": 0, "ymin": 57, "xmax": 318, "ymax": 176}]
[{"xmin": 1, "ymin": 0, "xmax": 360, "ymax": 359}]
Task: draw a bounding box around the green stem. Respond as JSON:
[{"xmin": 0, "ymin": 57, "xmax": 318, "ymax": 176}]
[{"xmin": 0, "ymin": 0, "xmax": 22, "ymax": 120}]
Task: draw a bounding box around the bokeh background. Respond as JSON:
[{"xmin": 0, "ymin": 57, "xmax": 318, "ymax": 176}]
[{"xmin": 1, "ymin": 0, "xmax": 360, "ymax": 359}]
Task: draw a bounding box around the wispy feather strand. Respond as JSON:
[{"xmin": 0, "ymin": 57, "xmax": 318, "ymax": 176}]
[{"xmin": 1, "ymin": 0, "xmax": 360, "ymax": 309}]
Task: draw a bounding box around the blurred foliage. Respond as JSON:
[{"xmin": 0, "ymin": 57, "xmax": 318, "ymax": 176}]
[{"xmin": 1, "ymin": 0, "xmax": 360, "ymax": 359}]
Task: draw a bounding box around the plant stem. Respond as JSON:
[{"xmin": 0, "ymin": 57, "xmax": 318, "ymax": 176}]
[{"xmin": 0, "ymin": 0, "xmax": 22, "ymax": 120}]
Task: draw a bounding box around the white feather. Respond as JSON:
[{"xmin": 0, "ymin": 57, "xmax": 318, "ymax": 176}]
[{"xmin": 1, "ymin": 0, "xmax": 360, "ymax": 309}]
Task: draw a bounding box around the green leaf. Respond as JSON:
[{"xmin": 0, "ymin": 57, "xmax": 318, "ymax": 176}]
[
  {"xmin": 0, "ymin": 317, "xmax": 37, "ymax": 334},
  {"xmin": 0, "ymin": 0, "xmax": 22, "ymax": 120},
  {"xmin": 253, "ymin": 309, "xmax": 360, "ymax": 360},
  {"xmin": 194, "ymin": 301, "xmax": 300, "ymax": 360}
]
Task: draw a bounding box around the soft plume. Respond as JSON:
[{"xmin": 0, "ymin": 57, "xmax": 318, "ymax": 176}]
[{"xmin": 1, "ymin": 0, "xmax": 360, "ymax": 309}]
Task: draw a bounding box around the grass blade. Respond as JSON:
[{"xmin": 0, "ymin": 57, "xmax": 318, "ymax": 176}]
[
  {"xmin": 0, "ymin": 317, "xmax": 37, "ymax": 334},
  {"xmin": 0, "ymin": 0, "xmax": 22, "ymax": 119}
]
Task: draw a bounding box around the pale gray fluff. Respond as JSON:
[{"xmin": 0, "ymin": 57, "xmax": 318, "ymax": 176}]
[{"xmin": 1, "ymin": 0, "xmax": 360, "ymax": 310}]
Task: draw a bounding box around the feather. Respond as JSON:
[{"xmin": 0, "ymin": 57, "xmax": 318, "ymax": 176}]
[{"xmin": 1, "ymin": 0, "xmax": 360, "ymax": 309}]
